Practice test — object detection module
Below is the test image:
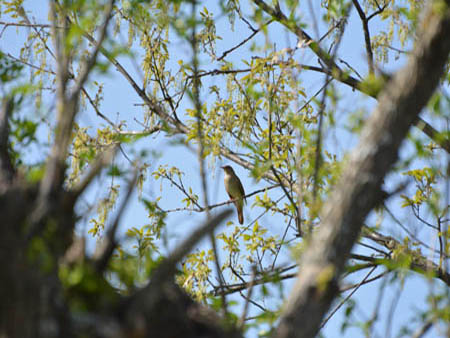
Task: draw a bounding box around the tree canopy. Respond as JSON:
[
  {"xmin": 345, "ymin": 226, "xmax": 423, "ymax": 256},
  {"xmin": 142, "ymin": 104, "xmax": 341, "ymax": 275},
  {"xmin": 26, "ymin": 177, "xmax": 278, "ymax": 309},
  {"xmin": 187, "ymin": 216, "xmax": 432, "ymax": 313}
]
[{"xmin": 0, "ymin": 0, "xmax": 449, "ymax": 337}]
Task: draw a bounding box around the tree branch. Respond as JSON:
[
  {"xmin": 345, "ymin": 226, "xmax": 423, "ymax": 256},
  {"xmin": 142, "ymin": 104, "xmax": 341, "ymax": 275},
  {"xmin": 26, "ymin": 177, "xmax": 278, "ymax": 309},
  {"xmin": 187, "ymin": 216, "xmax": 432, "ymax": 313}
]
[
  {"xmin": 352, "ymin": 0, "xmax": 375, "ymax": 73},
  {"xmin": 362, "ymin": 226, "xmax": 450, "ymax": 286}
]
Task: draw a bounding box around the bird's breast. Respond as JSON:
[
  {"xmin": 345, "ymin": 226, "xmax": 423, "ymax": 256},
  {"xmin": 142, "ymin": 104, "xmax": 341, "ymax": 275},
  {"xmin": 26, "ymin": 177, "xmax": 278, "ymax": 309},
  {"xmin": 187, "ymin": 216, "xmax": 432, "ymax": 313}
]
[{"xmin": 224, "ymin": 174, "xmax": 241, "ymax": 197}]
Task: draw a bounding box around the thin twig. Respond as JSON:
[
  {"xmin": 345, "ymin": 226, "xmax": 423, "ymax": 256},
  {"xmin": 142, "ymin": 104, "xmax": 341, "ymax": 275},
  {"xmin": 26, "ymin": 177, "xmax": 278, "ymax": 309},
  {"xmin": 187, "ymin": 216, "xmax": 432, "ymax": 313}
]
[
  {"xmin": 0, "ymin": 21, "xmax": 54, "ymax": 29},
  {"xmin": 339, "ymin": 270, "xmax": 388, "ymax": 292},
  {"xmin": 312, "ymin": 6, "xmax": 350, "ymax": 206},
  {"xmin": 367, "ymin": 2, "xmax": 389, "ymax": 21},
  {"xmin": 217, "ymin": 20, "xmax": 272, "ymax": 61},
  {"xmin": 411, "ymin": 320, "xmax": 433, "ymax": 338},
  {"xmin": 237, "ymin": 266, "xmax": 257, "ymax": 330},
  {"xmin": 352, "ymin": 0, "xmax": 375, "ymax": 73},
  {"xmin": 271, "ymin": 167, "xmax": 302, "ymax": 236},
  {"xmin": 166, "ymin": 183, "xmax": 280, "ymax": 213},
  {"xmin": 214, "ymin": 271, "xmax": 297, "ymax": 297},
  {"xmin": 320, "ymin": 266, "xmax": 378, "ymax": 329}
]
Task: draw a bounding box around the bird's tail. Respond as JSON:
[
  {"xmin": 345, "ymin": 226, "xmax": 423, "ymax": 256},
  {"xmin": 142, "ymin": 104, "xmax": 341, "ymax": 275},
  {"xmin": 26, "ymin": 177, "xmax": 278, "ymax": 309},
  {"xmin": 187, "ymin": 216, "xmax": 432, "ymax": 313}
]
[
  {"xmin": 238, "ymin": 209, "xmax": 244, "ymax": 224},
  {"xmin": 236, "ymin": 202, "xmax": 244, "ymax": 224}
]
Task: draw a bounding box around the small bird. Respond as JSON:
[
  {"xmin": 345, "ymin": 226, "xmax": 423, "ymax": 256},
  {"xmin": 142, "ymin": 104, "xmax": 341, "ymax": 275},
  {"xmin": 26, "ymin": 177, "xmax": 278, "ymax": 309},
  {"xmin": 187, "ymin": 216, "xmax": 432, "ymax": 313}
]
[{"xmin": 222, "ymin": 165, "xmax": 246, "ymax": 224}]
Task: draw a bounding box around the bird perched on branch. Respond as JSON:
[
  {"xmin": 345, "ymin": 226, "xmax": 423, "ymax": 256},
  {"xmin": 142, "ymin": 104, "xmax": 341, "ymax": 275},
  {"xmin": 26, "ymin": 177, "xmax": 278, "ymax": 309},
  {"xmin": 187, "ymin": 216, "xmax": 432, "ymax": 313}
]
[{"xmin": 221, "ymin": 165, "xmax": 246, "ymax": 224}]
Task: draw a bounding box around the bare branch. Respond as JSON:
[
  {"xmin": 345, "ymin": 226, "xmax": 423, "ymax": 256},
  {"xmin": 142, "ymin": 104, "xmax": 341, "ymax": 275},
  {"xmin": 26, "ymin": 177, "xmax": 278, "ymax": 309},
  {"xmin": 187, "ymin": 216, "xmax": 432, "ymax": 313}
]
[
  {"xmin": 214, "ymin": 270, "xmax": 297, "ymax": 297},
  {"xmin": 189, "ymin": 67, "xmax": 251, "ymax": 78},
  {"xmin": 0, "ymin": 21, "xmax": 53, "ymax": 29},
  {"xmin": 217, "ymin": 20, "xmax": 272, "ymax": 61},
  {"xmin": 5, "ymin": 52, "xmax": 57, "ymax": 76},
  {"xmin": 271, "ymin": 167, "xmax": 302, "ymax": 236},
  {"xmin": 411, "ymin": 320, "xmax": 433, "ymax": 338},
  {"xmin": 237, "ymin": 266, "xmax": 257, "ymax": 330},
  {"xmin": 339, "ymin": 270, "xmax": 388, "ymax": 292},
  {"xmin": 163, "ymin": 184, "xmax": 280, "ymax": 213},
  {"xmin": 352, "ymin": 0, "xmax": 375, "ymax": 73},
  {"xmin": 320, "ymin": 266, "xmax": 378, "ymax": 329},
  {"xmin": 367, "ymin": 2, "xmax": 389, "ymax": 21},
  {"xmin": 312, "ymin": 6, "xmax": 349, "ymax": 211}
]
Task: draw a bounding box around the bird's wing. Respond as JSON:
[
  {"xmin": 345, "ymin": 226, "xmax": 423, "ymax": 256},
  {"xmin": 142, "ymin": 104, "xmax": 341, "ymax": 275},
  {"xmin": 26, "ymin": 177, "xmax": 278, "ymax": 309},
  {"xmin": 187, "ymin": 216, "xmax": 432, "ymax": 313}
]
[
  {"xmin": 237, "ymin": 177, "xmax": 246, "ymax": 204},
  {"xmin": 226, "ymin": 191, "xmax": 234, "ymax": 200}
]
